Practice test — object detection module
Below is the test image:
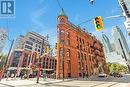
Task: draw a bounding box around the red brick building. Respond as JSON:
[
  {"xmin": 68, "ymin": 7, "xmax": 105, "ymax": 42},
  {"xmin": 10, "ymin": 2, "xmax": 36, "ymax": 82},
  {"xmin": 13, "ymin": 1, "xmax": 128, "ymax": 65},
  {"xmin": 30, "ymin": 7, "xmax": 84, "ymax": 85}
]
[
  {"xmin": 56, "ymin": 9, "xmax": 107, "ymax": 79},
  {"xmin": 9, "ymin": 49, "xmax": 56, "ymax": 73}
]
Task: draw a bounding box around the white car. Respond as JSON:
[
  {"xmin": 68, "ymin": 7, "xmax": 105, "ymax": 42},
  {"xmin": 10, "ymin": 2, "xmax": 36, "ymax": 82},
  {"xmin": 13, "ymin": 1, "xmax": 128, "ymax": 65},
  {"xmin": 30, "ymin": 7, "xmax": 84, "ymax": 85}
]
[{"xmin": 98, "ymin": 73, "xmax": 107, "ymax": 77}]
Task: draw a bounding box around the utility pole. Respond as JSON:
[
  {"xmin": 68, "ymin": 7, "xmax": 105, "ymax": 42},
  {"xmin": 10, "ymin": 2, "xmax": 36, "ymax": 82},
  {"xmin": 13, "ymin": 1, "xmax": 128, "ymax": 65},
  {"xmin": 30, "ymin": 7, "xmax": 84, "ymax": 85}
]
[{"xmin": 0, "ymin": 39, "xmax": 14, "ymax": 81}]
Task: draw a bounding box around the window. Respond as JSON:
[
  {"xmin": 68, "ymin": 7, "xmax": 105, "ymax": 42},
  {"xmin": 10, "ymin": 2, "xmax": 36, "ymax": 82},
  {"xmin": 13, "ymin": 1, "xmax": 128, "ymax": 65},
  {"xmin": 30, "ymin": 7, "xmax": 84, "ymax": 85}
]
[
  {"xmin": 26, "ymin": 41, "xmax": 33, "ymax": 46},
  {"xmin": 78, "ymin": 52, "xmax": 80, "ymax": 60},
  {"xmin": 60, "ymin": 30, "xmax": 64, "ymax": 37},
  {"xmin": 68, "ymin": 61, "xmax": 71, "ymax": 71},
  {"xmin": 80, "ymin": 38, "xmax": 82, "ymax": 43},
  {"xmin": 25, "ymin": 45, "xmax": 32, "ymax": 50},
  {"xmin": 76, "ymin": 36, "xmax": 78, "ymax": 41},
  {"xmin": 92, "ymin": 56, "xmax": 94, "ymax": 62},
  {"xmin": 78, "ymin": 62, "xmax": 81, "ymax": 71},
  {"xmin": 86, "ymin": 65, "xmax": 88, "ymax": 71},
  {"xmin": 66, "ymin": 39, "xmax": 70, "ymax": 46},
  {"xmin": 66, "ymin": 32, "xmax": 70, "ymax": 38},
  {"xmin": 38, "ymin": 49, "xmax": 40, "ymax": 52},
  {"xmin": 60, "ymin": 47, "xmax": 64, "ymax": 57},
  {"xmin": 80, "ymin": 45, "xmax": 82, "ymax": 50},
  {"xmin": 88, "ymin": 48, "xmax": 90, "ymax": 53},
  {"xmin": 77, "ymin": 44, "xmax": 79, "ymax": 49},
  {"xmin": 89, "ymin": 55, "xmax": 91, "ymax": 61},
  {"xmin": 83, "ymin": 45, "xmax": 85, "ymax": 51},
  {"xmin": 60, "ymin": 18, "xmax": 65, "ymax": 24},
  {"xmin": 29, "ymin": 37, "xmax": 35, "ymax": 42},
  {"xmin": 67, "ymin": 49, "xmax": 70, "ymax": 58},
  {"xmin": 35, "ymin": 48, "xmax": 37, "ymax": 51},
  {"xmin": 81, "ymin": 53, "xmax": 83, "ymax": 60},
  {"xmin": 60, "ymin": 30, "xmax": 64, "ymax": 43},
  {"xmin": 84, "ymin": 54, "xmax": 86, "ymax": 60},
  {"xmin": 82, "ymin": 40, "xmax": 84, "ymax": 44}
]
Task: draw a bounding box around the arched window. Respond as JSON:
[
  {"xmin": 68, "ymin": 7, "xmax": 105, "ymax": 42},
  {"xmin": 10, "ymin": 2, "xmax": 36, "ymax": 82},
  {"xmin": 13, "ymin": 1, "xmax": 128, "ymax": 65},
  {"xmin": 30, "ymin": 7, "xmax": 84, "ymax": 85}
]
[{"xmin": 60, "ymin": 18, "xmax": 65, "ymax": 24}]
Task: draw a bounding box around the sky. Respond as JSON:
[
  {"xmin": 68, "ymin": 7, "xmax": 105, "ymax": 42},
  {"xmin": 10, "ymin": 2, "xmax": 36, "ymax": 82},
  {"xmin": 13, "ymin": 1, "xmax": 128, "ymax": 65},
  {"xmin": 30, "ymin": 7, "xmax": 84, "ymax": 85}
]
[{"xmin": 0, "ymin": 0, "xmax": 130, "ymax": 55}]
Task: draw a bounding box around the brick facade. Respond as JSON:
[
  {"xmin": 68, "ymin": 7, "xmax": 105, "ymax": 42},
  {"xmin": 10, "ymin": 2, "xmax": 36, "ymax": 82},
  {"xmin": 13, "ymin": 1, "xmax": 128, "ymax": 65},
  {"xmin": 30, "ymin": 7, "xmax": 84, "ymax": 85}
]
[{"xmin": 56, "ymin": 9, "xmax": 106, "ymax": 79}]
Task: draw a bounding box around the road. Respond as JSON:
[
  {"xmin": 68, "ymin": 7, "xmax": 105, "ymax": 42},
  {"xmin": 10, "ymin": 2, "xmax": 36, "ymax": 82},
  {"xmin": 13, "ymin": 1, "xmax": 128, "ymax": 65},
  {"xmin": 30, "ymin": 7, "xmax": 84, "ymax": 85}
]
[{"xmin": 0, "ymin": 74, "xmax": 130, "ymax": 87}]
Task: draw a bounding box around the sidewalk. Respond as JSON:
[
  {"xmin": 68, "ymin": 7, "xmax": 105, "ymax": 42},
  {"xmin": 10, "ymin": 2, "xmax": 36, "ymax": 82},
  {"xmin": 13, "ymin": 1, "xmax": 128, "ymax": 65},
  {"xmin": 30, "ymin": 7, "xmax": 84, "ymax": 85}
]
[
  {"xmin": 0, "ymin": 78, "xmax": 69, "ymax": 87},
  {"xmin": 0, "ymin": 78, "xmax": 36, "ymax": 87}
]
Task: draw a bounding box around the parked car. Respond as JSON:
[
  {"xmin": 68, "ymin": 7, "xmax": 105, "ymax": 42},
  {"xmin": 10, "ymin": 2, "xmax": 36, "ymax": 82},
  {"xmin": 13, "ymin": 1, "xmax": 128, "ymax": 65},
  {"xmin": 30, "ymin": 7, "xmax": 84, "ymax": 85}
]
[
  {"xmin": 98, "ymin": 73, "xmax": 107, "ymax": 77},
  {"xmin": 113, "ymin": 72, "xmax": 123, "ymax": 77},
  {"xmin": 109, "ymin": 72, "xmax": 123, "ymax": 77}
]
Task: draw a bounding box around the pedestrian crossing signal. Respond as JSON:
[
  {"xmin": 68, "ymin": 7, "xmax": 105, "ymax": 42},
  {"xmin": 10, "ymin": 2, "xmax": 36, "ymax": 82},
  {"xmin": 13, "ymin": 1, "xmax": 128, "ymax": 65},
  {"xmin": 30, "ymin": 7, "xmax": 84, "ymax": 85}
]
[{"xmin": 94, "ymin": 16, "xmax": 104, "ymax": 31}]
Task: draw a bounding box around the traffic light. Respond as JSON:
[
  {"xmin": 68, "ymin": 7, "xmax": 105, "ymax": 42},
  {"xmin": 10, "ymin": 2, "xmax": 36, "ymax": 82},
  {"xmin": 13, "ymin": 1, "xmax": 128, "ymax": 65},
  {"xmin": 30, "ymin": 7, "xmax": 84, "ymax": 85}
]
[
  {"xmin": 55, "ymin": 43, "xmax": 57, "ymax": 49},
  {"xmin": 94, "ymin": 16, "xmax": 104, "ymax": 31},
  {"xmin": 36, "ymin": 52, "xmax": 39, "ymax": 60},
  {"xmin": 128, "ymin": 32, "xmax": 130, "ymax": 36},
  {"xmin": 45, "ymin": 46, "xmax": 49, "ymax": 53},
  {"xmin": 55, "ymin": 43, "xmax": 59, "ymax": 50},
  {"xmin": 89, "ymin": 0, "xmax": 94, "ymax": 5}
]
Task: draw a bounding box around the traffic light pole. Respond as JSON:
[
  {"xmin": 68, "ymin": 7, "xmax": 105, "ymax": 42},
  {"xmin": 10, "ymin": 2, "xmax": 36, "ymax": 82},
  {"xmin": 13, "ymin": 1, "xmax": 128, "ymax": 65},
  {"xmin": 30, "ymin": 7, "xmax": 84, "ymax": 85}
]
[{"xmin": 78, "ymin": 15, "xmax": 125, "ymax": 26}]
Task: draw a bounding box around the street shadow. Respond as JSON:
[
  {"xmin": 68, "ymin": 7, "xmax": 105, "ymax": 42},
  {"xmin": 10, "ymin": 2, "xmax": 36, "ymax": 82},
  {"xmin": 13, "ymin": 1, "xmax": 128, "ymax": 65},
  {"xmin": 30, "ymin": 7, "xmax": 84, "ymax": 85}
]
[
  {"xmin": 39, "ymin": 80, "xmax": 79, "ymax": 87},
  {"xmin": 79, "ymin": 74, "xmax": 130, "ymax": 83}
]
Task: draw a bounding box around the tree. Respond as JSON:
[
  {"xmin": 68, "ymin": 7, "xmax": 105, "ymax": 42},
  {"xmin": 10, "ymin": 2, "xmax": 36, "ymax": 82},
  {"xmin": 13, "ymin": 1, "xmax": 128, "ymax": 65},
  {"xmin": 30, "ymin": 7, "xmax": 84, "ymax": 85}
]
[
  {"xmin": 0, "ymin": 54, "xmax": 7, "ymax": 70},
  {"xmin": 107, "ymin": 63, "xmax": 128, "ymax": 74}
]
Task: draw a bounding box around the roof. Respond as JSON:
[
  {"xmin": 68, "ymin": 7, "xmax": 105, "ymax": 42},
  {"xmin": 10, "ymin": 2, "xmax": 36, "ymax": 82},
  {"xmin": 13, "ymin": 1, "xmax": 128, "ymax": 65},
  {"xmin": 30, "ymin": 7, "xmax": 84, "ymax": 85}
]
[{"xmin": 58, "ymin": 8, "xmax": 67, "ymax": 17}]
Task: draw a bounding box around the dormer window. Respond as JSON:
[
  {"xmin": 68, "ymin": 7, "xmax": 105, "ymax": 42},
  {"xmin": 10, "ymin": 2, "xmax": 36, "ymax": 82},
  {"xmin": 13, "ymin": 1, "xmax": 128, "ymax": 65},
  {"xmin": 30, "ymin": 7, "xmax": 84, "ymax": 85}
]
[{"xmin": 60, "ymin": 18, "xmax": 65, "ymax": 24}]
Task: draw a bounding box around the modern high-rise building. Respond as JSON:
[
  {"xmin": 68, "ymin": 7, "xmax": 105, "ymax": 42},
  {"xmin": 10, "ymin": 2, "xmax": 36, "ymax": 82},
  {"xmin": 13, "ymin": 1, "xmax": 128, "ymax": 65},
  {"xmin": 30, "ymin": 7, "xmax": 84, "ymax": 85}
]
[
  {"xmin": 12, "ymin": 32, "xmax": 50, "ymax": 55},
  {"xmin": 9, "ymin": 31, "xmax": 53, "ymax": 73},
  {"xmin": 23, "ymin": 31, "xmax": 50, "ymax": 55},
  {"xmin": 100, "ymin": 33, "xmax": 126, "ymax": 65},
  {"xmin": 118, "ymin": 0, "xmax": 130, "ymax": 18},
  {"xmin": 56, "ymin": 9, "xmax": 107, "ymax": 79},
  {"xmin": 101, "ymin": 34, "xmax": 113, "ymax": 54},
  {"xmin": 0, "ymin": 29, "xmax": 8, "ymax": 53},
  {"xmin": 112, "ymin": 26, "xmax": 130, "ymax": 71},
  {"xmin": 118, "ymin": 0, "xmax": 130, "ymax": 30}
]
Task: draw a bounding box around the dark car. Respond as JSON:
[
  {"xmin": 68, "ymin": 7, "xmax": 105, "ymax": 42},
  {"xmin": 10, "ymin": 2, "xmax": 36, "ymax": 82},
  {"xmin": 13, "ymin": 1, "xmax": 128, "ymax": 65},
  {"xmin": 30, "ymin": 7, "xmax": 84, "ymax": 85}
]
[{"xmin": 112, "ymin": 72, "xmax": 123, "ymax": 77}]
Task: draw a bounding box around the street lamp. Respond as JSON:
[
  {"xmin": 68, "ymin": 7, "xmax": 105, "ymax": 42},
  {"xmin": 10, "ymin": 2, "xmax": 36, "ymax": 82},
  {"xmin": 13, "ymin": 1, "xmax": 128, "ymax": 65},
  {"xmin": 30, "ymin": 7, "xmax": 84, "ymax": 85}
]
[{"xmin": 61, "ymin": 39, "xmax": 64, "ymax": 81}]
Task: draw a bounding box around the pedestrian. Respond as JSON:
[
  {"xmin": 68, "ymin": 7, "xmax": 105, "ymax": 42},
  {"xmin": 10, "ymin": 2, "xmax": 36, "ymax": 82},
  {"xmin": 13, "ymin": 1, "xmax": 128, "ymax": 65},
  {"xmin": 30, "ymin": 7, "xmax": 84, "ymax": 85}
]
[
  {"xmin": 6, "ymin": 71, "xmax": 10, "ymax": 81},
  {"xmin": 11, "ymin": 73, "xmax": 14, "ymax": 80},
  {"xmin": 20, "ymin": 71, "xmax": 24, "ymax": 79}
]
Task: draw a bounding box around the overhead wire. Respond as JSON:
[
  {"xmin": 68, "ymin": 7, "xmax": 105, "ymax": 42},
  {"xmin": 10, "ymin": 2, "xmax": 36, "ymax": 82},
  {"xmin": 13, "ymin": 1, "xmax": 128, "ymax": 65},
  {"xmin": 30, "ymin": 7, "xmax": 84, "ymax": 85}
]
[{"xmin": 56, "ymin": 0, "xmax": 62, "ymax": 9}]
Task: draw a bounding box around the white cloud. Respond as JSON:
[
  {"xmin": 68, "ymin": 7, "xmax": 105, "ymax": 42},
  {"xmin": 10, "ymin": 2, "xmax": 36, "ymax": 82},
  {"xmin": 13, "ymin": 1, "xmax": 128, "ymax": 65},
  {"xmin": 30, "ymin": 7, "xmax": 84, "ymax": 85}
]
[
  {"xmin": 31, "ymin": 7, "xmax": 47, "ymax": 30},
  {"xmin": 30, "ymin": 0, "xmax": 48, "ymax": 31},
  {"xmin": 30, "ymin": 1, "xmax": 57, "ymax": 47}
]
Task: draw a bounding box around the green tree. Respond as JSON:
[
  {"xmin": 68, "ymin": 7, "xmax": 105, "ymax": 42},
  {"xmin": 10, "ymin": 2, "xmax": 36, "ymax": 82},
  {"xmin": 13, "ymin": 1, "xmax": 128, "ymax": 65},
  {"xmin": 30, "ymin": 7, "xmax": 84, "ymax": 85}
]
[
  {"xmin": 107, "ymin": 63, "xmax": 128, "ymax": 74},
  {"xmin": 0, "ymin": 54, "xmax": 7, "ymax": 70}
]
